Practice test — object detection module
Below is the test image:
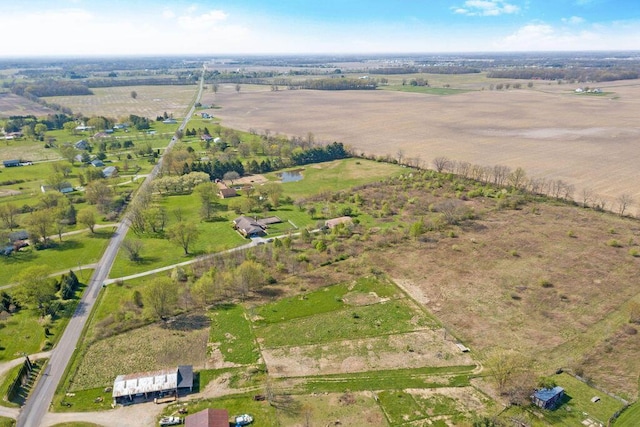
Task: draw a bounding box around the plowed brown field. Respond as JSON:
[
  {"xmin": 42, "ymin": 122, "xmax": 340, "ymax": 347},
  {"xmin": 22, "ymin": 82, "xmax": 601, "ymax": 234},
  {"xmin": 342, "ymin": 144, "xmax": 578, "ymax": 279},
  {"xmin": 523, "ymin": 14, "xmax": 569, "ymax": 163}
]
[{"xmin": 205, "ymin": 80, "xmax": 640, "ymax": 214}]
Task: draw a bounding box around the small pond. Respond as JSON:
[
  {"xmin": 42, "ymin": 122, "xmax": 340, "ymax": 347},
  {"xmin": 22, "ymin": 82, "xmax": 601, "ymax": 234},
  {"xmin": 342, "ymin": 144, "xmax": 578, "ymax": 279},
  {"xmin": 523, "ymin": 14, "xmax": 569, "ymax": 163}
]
[{"xmin": 280, "ymin": 170, "xmax": 304, "ymax": 182}]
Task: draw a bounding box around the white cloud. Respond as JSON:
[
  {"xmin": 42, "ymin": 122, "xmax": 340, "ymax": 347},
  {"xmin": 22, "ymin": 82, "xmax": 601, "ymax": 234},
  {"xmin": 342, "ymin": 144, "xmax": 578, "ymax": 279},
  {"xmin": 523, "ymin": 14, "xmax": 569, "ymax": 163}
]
[
  {"xmin": 177, "ymin": 10, "xmax": 229, "ymax": 30},
  {"xmin": 493, "ymin": 21, "xmax": 633, "ymax": 51},
  {"xmin": 162, "ymin": 9, "xmax": 176, "ymax": 19},
  {"xmin": 562, "ymin": 16, "xmax": 585, "ymax": 25},
  {"xmin": 453, "ymin": 0, "xmax": 520, "ymax": 16}
]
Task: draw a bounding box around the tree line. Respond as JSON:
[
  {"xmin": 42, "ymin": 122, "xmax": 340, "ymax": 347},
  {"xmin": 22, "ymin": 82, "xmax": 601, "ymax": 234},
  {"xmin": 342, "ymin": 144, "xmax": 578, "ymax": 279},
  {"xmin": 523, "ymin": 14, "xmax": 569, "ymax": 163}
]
[
  {"xmin": 369, "ymin": 66, "xmax": 480, "ymax": 75},
  {"xmin": 8, "ymin": 80, "xmax": 93, "ymax": 97},
  {"xmin": 288, "ymin": 78, "xmax": 377, "ymax": 90},
  {"xmin": 487, "ymin": 67, "xmax": 639, "ymax": 82}
]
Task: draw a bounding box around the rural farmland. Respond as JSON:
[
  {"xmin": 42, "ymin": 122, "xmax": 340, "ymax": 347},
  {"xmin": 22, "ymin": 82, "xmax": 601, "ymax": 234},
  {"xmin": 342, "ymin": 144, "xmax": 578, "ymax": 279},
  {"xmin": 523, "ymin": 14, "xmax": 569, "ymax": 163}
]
[{"xmin": 206, "ymin": 80, "xmax": 640, "ymax": 214}]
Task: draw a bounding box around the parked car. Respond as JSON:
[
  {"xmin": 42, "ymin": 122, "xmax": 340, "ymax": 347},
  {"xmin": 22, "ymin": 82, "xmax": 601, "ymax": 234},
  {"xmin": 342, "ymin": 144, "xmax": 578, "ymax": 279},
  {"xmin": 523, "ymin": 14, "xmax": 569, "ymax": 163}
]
[{"xmin": 159, "ymin": 416, "xmax": 182, "ymax": 426}]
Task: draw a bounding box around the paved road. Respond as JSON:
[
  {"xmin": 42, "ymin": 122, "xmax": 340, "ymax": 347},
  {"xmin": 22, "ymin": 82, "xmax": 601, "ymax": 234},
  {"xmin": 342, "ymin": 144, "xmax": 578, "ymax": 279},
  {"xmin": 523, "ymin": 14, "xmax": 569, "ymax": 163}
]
[{"xmin": 16, "ymin": 71, "xmax": 205, "ymax": 427}]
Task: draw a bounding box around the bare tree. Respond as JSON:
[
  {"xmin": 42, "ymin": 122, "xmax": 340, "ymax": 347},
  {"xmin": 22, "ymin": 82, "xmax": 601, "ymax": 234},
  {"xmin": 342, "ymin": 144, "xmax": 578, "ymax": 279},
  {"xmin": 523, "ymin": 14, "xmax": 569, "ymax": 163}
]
[
  {"xmin": 617, "ymin": 193, "xmax": 634, "ymax": 216},
  {"xmin": 581, "ymin": 187, "xmax": 594, "ymax": 208},
  {"xmin": 433, "ymin": 156, "xmax": 450, "ymax": 173},
  {"xmin": 492, "ymin": 165, "xmax": 511, "ymax": 187}
]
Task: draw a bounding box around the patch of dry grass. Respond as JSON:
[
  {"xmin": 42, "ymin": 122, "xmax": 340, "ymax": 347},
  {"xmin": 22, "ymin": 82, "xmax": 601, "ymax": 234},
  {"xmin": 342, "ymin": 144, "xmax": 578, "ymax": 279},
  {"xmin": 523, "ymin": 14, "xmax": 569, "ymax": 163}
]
[
  {"xmin": 70, "ymin": 314, "xmax": 209, "ymax": 390},
  {"xmin": 368, "ymin": 202, "xmax": 640, "ymax": 398}
]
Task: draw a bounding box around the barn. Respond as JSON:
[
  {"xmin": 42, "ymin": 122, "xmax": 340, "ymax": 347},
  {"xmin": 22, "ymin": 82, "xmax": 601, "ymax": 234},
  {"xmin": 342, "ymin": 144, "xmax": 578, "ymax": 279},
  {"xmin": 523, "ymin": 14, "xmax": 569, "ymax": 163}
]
[{"xmin": 112, "ymin": 365, "xmax": 193, "ymax": 405}]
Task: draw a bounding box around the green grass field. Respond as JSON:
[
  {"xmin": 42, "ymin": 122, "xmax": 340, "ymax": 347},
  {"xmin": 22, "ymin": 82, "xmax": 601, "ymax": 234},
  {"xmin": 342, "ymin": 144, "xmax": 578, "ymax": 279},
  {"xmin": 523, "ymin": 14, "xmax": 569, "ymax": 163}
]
[
  {"xmin": 0, "ymin": 230, "xmax": 111, "ymax": 284},
  {"xmin": 209, "ymin": 303, "xmax": 261, "ymax": 365},
  {"xmin": 615, "ymin": 401, "xmax": 640, "ymax": 426}
]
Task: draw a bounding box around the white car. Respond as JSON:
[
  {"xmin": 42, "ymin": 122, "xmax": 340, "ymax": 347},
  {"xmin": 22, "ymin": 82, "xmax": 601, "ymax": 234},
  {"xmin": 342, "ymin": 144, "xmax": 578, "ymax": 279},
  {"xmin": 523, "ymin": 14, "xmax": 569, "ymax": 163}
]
[{"xmin": 159, "ymin": 416, "xmax": 182, "ymax": 426}]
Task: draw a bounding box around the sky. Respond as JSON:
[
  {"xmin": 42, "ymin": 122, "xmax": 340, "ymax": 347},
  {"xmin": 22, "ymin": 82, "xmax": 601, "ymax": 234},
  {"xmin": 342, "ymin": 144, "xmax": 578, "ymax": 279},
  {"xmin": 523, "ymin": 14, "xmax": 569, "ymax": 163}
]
[{"xmin": 1, "ymin": 0, "xmax": 639, "ymax": 57}]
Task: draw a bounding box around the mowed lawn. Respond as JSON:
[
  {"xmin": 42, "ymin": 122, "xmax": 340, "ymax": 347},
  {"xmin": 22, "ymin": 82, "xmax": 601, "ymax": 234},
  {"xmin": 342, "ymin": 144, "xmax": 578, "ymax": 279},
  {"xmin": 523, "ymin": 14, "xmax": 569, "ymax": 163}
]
[{"xmin": 0, "ymin": 231, "xmax": 111, "ymax": 285}]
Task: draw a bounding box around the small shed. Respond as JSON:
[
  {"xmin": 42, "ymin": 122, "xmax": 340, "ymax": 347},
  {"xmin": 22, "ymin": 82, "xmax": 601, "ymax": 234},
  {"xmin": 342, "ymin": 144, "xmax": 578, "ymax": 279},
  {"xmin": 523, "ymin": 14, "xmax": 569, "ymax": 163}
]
[
  {"xmin": 3, "ymin": 159, "xmax": 20, "ymax": 168},
  {"xmin": 185, "ymin": 408, "xmax": 229, "ymax": 427},
  {"xmin": 532, "ymin": 386, "xmax": 564, "ymax": 410}
]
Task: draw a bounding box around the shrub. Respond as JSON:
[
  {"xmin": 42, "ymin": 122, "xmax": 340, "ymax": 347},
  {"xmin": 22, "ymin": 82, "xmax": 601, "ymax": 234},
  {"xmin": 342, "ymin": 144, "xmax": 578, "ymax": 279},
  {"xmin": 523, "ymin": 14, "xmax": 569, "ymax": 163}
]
[
  {"xmin": 566, "ymin": 230, "xmax": 576, "ymax": 238},
  {"xmin": 629, "ymin": 248, "xmax": 640, "ymax": 257},
  {"xmin": 606, "ymin": 239, "xmax": 622, "ymax": 247},
  {"xmin": 539, "ymin": 279, "xmax": 553, "ymax": 288}
]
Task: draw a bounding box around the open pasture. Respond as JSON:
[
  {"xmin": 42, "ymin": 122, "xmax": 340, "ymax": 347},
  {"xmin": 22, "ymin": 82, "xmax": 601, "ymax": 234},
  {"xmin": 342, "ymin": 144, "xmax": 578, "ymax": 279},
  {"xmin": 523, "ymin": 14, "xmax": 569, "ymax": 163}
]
[
  {"xmin": 207, "ymin": 80, "xmax": 640, "ymax": 213},
  {"xmin": 43, "ymin": 85, "xmax": 197, "ymax": 120}
]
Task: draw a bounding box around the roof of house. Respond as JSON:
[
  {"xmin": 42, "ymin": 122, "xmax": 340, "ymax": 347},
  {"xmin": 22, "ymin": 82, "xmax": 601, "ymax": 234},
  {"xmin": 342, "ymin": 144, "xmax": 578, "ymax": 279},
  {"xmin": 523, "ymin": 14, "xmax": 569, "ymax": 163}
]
[
  {"xmin": 185, "ymin": 408, "xmax": 229, "ymax": 427},
  {"xmin": 103, "ymin": 166, "xmax": 117, "ymax": 177},
  {"xmin": 233, "ymin": 216, "xmax": 266, "ymax": 236},
  {"xmin": 533, "ymin": 386, "xmax": 564, "ymax": 402},
  {"xmin": 3, "ymin": 159, "xmax": 20, "ymax": 166},
  {"xmin": 112, "ymin": 365, "xmax": 193, "ymax": 399},
  {"xmin": 219, "ymin": 188, "xmax": 237, "ymax": 198},
  {"xmin": 325, "ymin": 216, "xmax": 353, "ymax": 228},
  {"xmin": 91, "ymin": 159, "xmax": 105, "ymax": 167}
]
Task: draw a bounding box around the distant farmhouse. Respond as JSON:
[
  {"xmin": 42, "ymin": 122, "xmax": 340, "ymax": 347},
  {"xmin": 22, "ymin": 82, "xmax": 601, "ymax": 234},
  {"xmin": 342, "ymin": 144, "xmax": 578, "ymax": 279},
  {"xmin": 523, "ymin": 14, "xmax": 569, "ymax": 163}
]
[
  {"xmin": 112, "ymin": 365, "xmax": 193, "ymax": 406},
  {"xmin": 532, "ymin": 386, "xmax": 564, "ymax": 410}
]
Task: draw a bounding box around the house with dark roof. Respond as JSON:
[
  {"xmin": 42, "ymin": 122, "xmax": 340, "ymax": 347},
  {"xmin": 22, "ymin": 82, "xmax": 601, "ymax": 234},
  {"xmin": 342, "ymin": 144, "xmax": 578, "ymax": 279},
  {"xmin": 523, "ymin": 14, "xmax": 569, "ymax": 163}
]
[
  {"xmin": 532, "ymin": 386, "xmax": 564, "ymax": 410},
  {"xmin": 74, "ymin": 140, "xmax": 90, "ymax": 150},
  {"xmin": 185, "ymin": 408, "xmax": 229, "ymax": 427},
  {"xmin": 216, "ymin": 181, "xmax": 237, "ymax": 198},
  {"xmin": 91, "ymin": 159, "xmax": 105, "ymax": 167},
  {"xmin": 112, "ymin": 365, "xmax": 193, "ymax": 405},
  {"xmin": 233, "ymin": 216, "xmax": 266, "ymax": 237}
]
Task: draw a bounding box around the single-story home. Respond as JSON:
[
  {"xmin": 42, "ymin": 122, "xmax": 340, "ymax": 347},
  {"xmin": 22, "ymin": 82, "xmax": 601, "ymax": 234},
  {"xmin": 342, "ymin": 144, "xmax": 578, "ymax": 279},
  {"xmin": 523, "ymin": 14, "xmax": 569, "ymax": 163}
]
[
  {"xmin": 233, "ymin": 216, "xmax": 282, "ymax": 238},
  {"xmin": 233, "ymin": 216, "xmax": 267, "ymax": 237},
  {"xmin": 201, "ymin": 134, "xmax": 213, "ymax": 142},
  {"xmin": 216, "ymin": 181, "xmax": 237, "ymax": 198},
  {"xmin": 112, "ymin": 365, "xmax": 193, "ymax": 406},
  {"xmin": 532, "ymin": 386, "xmax": 564, "ymax": 410},
  {"xmin": 201, "ymin": 113, "xmax": 212, "ymax": 119},
  {"xmin": 185, "ymin": 408, "xmax": 229, "ymax": 427},
  {"xmin": 3, "ymin": 159, "xmax": 20, "ymax": 168},
  {"xmin": 102, "ymin": 166, "xmax": 117, "ymax": 178},
  {"xmin": 163, "ymin": 118, "xmax": 177, "ymax": 124},
  {"xmin": 91, "ymin": 159, "xmax": 105, "ymax": 167},
  {"xmin": 325, "ymin": 216, "xmax": 353, "ymax": 229},
  {"xmin": 75, "ymin": 140, "xmax": 90, "ymax": 150}
]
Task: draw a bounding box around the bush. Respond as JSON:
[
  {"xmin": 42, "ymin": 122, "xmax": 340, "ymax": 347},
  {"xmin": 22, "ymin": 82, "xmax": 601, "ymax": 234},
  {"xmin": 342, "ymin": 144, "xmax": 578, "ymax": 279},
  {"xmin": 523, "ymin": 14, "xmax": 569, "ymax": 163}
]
[
  {"xmin": 539, "ymin": 279, "xmax": 553, "ymax": 288},
  {"xmin": 607, "ymin": 239, "xmax": 622, "ymax": 247}
]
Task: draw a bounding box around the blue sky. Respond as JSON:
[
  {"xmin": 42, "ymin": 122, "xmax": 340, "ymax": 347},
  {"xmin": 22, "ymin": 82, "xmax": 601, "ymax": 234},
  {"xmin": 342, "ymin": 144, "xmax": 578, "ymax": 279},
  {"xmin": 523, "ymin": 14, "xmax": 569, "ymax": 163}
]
[{"xmin": 1, "ymin": 0, "xmax": 638, "ymax": 57}]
